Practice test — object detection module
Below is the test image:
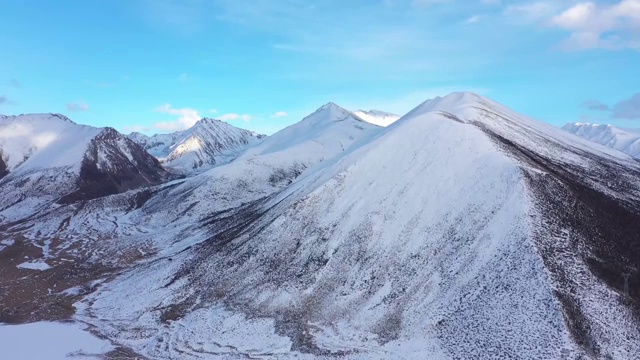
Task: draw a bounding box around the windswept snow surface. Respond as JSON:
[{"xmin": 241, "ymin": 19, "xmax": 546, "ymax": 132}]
[
  {"xmin": 563, "ymin": 122, "xmax": 640, "ymax": 158},
  {"xmin": 352, "ymin": 109, "xmax": 400, "ymax": 127},
  {"xmin": 0, "ymin": 322, "xmax": 114, "ymax": 359}
]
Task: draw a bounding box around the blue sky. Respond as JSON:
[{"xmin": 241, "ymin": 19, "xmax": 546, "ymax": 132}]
[{"xmin": 0, "ymin": 0, "xmax": 639, "ymax": 134}]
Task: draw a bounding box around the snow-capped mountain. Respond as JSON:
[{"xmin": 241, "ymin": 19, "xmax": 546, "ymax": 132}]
[
  {"xmin": 563, "ymin": 122, "xmax": 640, "ymax": 159},
  {"xmin": 353, "ymin": 109, "xmax": 400, "ymax": 127},
  {"xmin": 2, "ymin": 94, "xmax": 640, "ymax": 359},
  {"xmin": 128, "ymin": 118, "xmax": 264, "ymax": 173},
  {"xmin": 0, "ymin": 113, "xmax": 173, "ymax": 221}
]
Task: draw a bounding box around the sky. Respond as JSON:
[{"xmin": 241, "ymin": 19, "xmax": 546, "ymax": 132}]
[{"xmin": 0, "ymin": 0, "xmax": 639, "ymax": 135}]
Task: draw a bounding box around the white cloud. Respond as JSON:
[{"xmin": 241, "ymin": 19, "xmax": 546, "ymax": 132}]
[
  {"xmin": 504, "ymin": 2, "xmax": 557, "ymax": 23},
  {"xmin": 153, "ymin": 103, "xmax": 201, "ymax": 131},
  {"xmin": 550, "ymin": 0, "xmax": 640, "ymax": 50},
  {"xmin": 67, "ymin": 102, "xmax": 89, "ymax": 111},
  {"xmin": 270, "ymin": 111, "xmax": 288, "ymax": 118},
  {"xmin": 220, "ymin": 113, "xmax": 252, "ymax": 122},
  {"xmin": 411, "ymin": 0, "xmax": 452, "ymax": 7},
  {"xmin": 465, "ymin": 15, "xmax": 482, "ymax": 24}
]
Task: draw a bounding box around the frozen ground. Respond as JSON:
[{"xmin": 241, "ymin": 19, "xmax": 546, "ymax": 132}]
[{"xmin": 0, "ymin": 322, "xmax": 114, "ymax": 359}]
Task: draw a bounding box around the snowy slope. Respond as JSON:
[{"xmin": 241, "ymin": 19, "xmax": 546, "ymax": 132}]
[
  {"xmin": 0, "ymin": 113, "xmax": 101, "ymax": 173},
  {"xmin": 128, "ymin": 102, "xmax": 383, "ymax": 236},
  {"xmin": 2, "ymin": 95, "xmax": 640, "ymax": 359},
  {"xmin": 562, "ymin": 122, "xmax": 640, "ymax": 158},
  {"xmin": 353, "ymin": 109, "xmax": 400, "ymax": 127},
  {"xmin": 0, "ymin": 113, "xmax": 173, "ymax": 221},
  {"xmin": 128, "ymin": 118, "xmax": 264, "ymax": 173},
  {"xmin": 0, "ymin": 103, "xmax": 382, "ymax": 292},
  {"xmin": 55, "ymin": 93, "xmax": 640, "ymax": 359}
]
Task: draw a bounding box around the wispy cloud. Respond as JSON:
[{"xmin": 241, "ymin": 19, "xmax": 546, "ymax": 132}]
[
  {"xmin": 583, "ymin": 99, "xmax": 610, "ymax": 111},
  {"xmin": 67, "ymin": 102, "xmax": 89, "ymax": 111},
  {"xmin": 220, "ymin": 113, "xmax": 252, "ymax": 122},
  {"xmin": 550, "ymin": 0, "xmax": 640, "ymax": 51},
  {"xmin": 153, "ymin": 103, "xmax": 201, "ymax": 131},
  {"xmin": 465, "ymin": 15, "xmax": 482, "ymax": 24},
  {"xmin": 270, "ymin": 111, "xmax": 288, "ymax": 118},
  {"xmin": 504, "ymin": 2, "xmax": 558, "ymax": 24},
  {"xmin": 612, "ymin": 93, "xmax": 640, "ymax": 120},
  {"xmin": 0, "ymin": 95, "xmax": 9, "ymax": 105},
  {"xmin": 7, "ymin": 79, "xmax": 20, "ymax": 88},
  {"xmin": 410, "ymin": 0, "xmax": 453, "ymax": 8},
  {"xmin": 178, "ymin": 73, "xmax": 189, "ymax": 82},
  {"xmin": 581, "ymin": 93, "xmax": 640, "ymax": 120}
]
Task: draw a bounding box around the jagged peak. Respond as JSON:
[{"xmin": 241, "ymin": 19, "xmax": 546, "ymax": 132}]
[
  {"xmin": 196, "ymin": 117, "xmax": 226, "ymax": 126},
  {"xmin": 95, "ymin": 127, "xmax": 124, "ymax": 140},
  {"xmin": 128, "ymin": 131, "xmax": 150, "ymax": 139}
]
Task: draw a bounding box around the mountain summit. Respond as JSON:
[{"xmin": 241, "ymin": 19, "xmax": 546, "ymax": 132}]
[{"xmin": 128, "ymin": 118, "xmax": 264, "ymax": 173}]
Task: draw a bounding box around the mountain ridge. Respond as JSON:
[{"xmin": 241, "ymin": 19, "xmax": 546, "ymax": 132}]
[
  {"xmin": 1, "ymin": 93, "xmax": 639, "ymax": 359},
  {"xmin": 0, "ymin": 113, "xmax": 174, "ymax": 221},
  {"xmin": 563, "ymin": 122, "xmax": 640, "ymax": 159},
  {"xmin": 128, "ymin": 117, "xmax": 264, "ymax": 173}
]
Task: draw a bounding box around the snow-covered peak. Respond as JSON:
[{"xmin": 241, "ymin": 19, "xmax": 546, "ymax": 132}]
[
  {"xmin": 0, "ymin": 113, "xmax": 101, "ymax": 172},
  {"xmin": 403, "ymin": 91, "xmax": 488, "ymax": 120},
  {"xmin": 127, "ymin": 131, "xmax": 149, "ymax": 143},
  {"xmin": 397, "ymin": 92, "xmax": 634, "ymax": 165},
  {"xmin": 353, "ymin": 109, "xmax": 400, "ymax": 127},
  {"xmin": 562, "ymin": 122, "xmax": 640, "ymax": 158},
  {"xmin": 304, "ymin": 102, "xmax": 358, "ymax": 125},
  {"xmin": 127, "ymin": 116, "xmax": 264, "ymax": 173},
  {"xmin": 241, "ymin": 102, "xmax": 374, "ymax": 158}
]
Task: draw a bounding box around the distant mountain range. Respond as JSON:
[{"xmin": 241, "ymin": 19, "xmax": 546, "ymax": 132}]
[
  {"xmin": 563, "ymin": 122, "xmax": 640, "ymax": 159},
  {"xmin": 127, "ymin": 118, "xmax": 265, "ymax": 173},
  {"xmin": 1, "ymin": 95, "xmax": 639, "ymax": 359}
]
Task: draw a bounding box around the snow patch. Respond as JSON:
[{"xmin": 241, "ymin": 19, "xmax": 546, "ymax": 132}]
[
  {"xmin": 17, "ymin": 261, "xmax": 52, "ymax": 271},
  {"xmin": 0, "ymin": 322, "xmax": 114, "ymax": 360}
]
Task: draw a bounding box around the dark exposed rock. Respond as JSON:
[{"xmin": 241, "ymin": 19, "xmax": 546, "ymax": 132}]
[
  {"xmin": 477, "ymin": 122, "xmax": 640, "ymax": 357},
  {"xmin": 58, "ymin": 128, "xmax": 177, "ymax": 204},
  {"xmin": 0, "ymin": 154, "xmax": 8, "ymax": 180}
]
